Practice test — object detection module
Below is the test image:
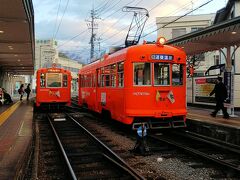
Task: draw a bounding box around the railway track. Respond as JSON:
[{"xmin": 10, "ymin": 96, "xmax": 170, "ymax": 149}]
[
  {"xmin": 148, "ymin": 130, "xmax": 240, "ymax": 177},
  {"xmin": 66, "ymin": 102, "xmax": 240, "ymax": 178},
  {"xmin": 36, "ymin": 114, "xmax": 71, "ymax": 179},
  {"xmin": 47, "ymin": 113, "xmax": 144, "ymax": 180}
]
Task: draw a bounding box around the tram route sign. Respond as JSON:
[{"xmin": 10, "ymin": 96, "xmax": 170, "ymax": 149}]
[{"xmin": 151, "ymin": 54, "xmax": 174, "ymax": 60}]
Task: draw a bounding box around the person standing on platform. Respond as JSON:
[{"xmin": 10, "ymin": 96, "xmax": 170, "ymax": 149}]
[
  {"xmin": 25, "ymin": 84, "xmax": 31, "ymax": 101},
  {"xmin": 18, "ymin": 84, "xmax": 24, "ymax": 101},
  {"xmin": 209, "ymin": 76, "xmax": 230, "ymax": 119}
]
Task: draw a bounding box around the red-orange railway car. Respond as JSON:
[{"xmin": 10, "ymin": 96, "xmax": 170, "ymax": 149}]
[
  {"xmin": 36, "ymin": 67, "xmax": 72, "ymax": 107},
  {"xmin": 78, "ymin": 38, "xmax": 187, "ymax": 129}
]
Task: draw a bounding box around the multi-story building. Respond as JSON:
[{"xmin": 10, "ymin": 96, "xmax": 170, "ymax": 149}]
[
  {"xmin": 57, "ymin": 55, "xmax": 83, "ymax": 94},
  {"xmin": 156, "ymin": 14, "xmax": 217, "ymax": 76},
  {"xmin": 35, "ymin": 39, "xmax": 58, "ymax": 70},
  {"xmin": 34, "ymin": 39, "xmax": 83, "ymax": 94}
]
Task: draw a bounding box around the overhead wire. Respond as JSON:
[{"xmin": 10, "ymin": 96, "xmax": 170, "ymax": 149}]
[
  {"xmin": 142, "ymin": 0, "xmax": 214, "ymax": 38},
  {"xmin": 95, "ymin": 0, "xmax": 112, "ymax": 12},
  {"xmin": 143, "ymin": 0, "xmax": 196, "ymax": 31},
  {"xmin": 98, "ymin": 0, "xmax": 143, "ymax": 38},
  {"xmin": 58, "ymin": 0, "xmax": 141, "ymax": 49},
  {"xmin": 97, "ymin": 0, "xmax": 124, "ymax": 16},
  {"xmin": 101, "ymin": 0, "xmax": 138, "ymax": 20},
  {"xmin": 52, "ymin": 0, "xmax": 62, "ymax": 39},
  {"xmin": 100, "ymin": 0, "xmax": 166, "ymax": 44},
  {"xmin": 111, "ymin": 0, "xmax": 213, "ymax": 45},
  {"xmin": 58, "ymin": 29, "xmax": 89, "ymax": 48},
  {"xmin": 59, "ymin": 0, "xmax": 214, "ymax": 60},
  {"xmin": 54, "ymin": 0, "xmax": 70, "ymax": 39}
]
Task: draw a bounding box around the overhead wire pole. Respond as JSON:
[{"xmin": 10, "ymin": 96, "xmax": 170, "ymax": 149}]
[{"xmin": 86, "ymin": 8, "xmax": 99, "ymax": 63}]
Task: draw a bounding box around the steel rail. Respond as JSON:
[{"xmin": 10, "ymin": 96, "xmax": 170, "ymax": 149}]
[
  {"xmin": 47, "ymin": 115, "xmax": 77, "ymax": 180},
  {"xmin": 149, "ymin": 134, "xmax": 240, "ymax": 172},
  {"xmin": 177, "ymin": 130, "xmax": 240, "ymax": 153},
  {"xmin": 67, "ymin": 113, "xmax": 145, "ymax": 180}
]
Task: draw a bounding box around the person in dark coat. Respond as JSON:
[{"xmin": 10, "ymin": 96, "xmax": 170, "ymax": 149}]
[
  {"xmin": 0, "ymin": 87, "xmax": 3, "ymax": 105},
  {"xmin": 2, "ymin": 88, "xmax": 13, "ymax": 104},
  {"xmin": 25, "ymin": 84, "xmax": 31, "ymax": 101},
  {"xmin": 19, "ymin": 84, "xmax": 24, "ymax": 101},
  {"xmin": 209, "ymin": 76, "xmax": 230, "ymax": 119}
]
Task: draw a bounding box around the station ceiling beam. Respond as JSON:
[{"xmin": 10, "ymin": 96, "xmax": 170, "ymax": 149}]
[{"xmin": 0, "ymin": 0, "xmax": 35, "ymax": 75}]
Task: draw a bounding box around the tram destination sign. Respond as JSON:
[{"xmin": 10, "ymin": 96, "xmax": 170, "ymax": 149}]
[{"xmin": 151, "ymin": 54, "xmax": 174, "ymax": 60}]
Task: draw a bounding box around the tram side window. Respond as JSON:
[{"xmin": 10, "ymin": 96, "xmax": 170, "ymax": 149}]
[
  {"xmin": 118, "ymin": 62, "xmax": 124, "ymax": 87},
  {"xmin": 105, "ymin": 66, "xmax": 111, "ymax": 87},
  {"xmin": 63, "ymin": 74, "xmax": 68, "ymax": 87},
  {"xmin": 93, "ymin": 74, "xmax": 96, "ymax": 87},
  {"xmin": 100, "ymin": 68, "xmax": 104, "ymax": 87},
  {"xmin": 40, "ymin": 73, "xmax": 46, "ymax": 87},
  {"xmin": 97, "ymin": 69, "xmax": 101, "ymax": 87},
  {"xmin": 111, "ymin": 64, "xmax": 116, "ymax": 87},
  {"xmin": 84, "ymin": 74, "xmax": 91, "ymax": 87},
  {"xmin": 134, "ymin": 63, "xmax": 151, "ymax": 86},
  {"xmin": 87, "ymin": 74, "xmax": 92, "ymax": 87},
  {"xmin": 80, "ymin": 75, "xmax": 84, "ymax": 87},
  {"xmin": 172, "ymin": 64, "xmax": 183, "ymax": 86},
  {"xmin": 154, "ymin": 63, "xmax": 170, "ymax": 85}
]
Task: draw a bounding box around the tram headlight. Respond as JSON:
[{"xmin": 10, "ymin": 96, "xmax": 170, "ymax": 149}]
[{"xmin": 156, "ymin": 37, "xmax": 166, "ymax": 46}]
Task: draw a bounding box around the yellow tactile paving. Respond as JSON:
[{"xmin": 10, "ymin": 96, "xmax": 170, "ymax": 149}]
[{"xmin": 0, "ymin": 101, "xmax": 21, "ymax": 127}]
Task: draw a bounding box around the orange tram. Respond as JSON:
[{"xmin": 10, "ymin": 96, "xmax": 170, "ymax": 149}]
[
  {"xmin": 78, "ymin": 37, "xmax": 187, "ymax": 129},
  {"xmin": 35, "ymin": 66, "xmax": 72, "ymax": 108}
]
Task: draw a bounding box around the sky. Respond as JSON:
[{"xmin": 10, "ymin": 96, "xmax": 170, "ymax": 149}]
[{"xmin": 32, "ymin": 0, "xmax": 228, "ymax": 63}]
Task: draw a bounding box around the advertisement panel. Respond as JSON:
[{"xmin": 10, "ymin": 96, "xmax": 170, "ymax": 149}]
[
  {"xmin": 224, "ymin": 72, "xmax": 231, "ymax": 104},
  {"xmin": 193, "ymin": 76, "xmax": 218, "ymax": 104}
]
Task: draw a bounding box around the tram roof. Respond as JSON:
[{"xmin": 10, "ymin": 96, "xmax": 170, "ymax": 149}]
[
  {"xmin": 166, "ymin": 16, "xmax": 240, "ymax": 55},
  {"xmin": 0, "ymin": 0, "xmax": 35, "ymax": 75}
]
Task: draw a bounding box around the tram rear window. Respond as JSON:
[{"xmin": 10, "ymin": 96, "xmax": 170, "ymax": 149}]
[
  {"xmin": 46, "ymin": 73, "xmax": 62, "ymax": 87},
  {"xmin": 172, "ymin": 64, "xmax": 183, "ymax": 86},
  {"xmin": 134, "ymin": 63, "xmax": 151, "ymax": 86}
]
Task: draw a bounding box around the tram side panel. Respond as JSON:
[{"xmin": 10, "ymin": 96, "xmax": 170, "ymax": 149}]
[{"xmin": 78, "ymin": 39, "xmax": 187, "ymax": 129}]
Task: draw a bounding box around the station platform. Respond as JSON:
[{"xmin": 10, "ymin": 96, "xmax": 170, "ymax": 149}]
[
  {"xmin": 186, "ymin": 106, "xmax": 240, "ymax": 146},
  {"xmin": 0, "ymin": 100, "xmax": 33, "ymax": 180},
  {"xmin": 187, "ymin": 106, "xmax": 240, "ymax": 128}
]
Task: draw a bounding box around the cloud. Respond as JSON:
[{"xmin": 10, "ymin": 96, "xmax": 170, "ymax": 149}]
[{"xmin": 33, "ymin": 0, "xmax": 227, "ymax": 61}]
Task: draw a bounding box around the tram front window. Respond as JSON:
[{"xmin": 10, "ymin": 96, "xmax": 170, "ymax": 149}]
[
  {"xmin": 40, "ymin": 73, "xmax": 46, "ymax": 87},
  {"xmin": 46, "ymin": 73, "xmax": 62, "ymax": 87},
  {"xmin": 172, "ymin": 64, "xmax": 183, "ymax": 86},
  {"xmin": 154, "ymin": 63, "xmax": 170, "ymax": 86},
  {"xmin": 134, "ymin": 63, "xmax": 151, "ymax": 86}
]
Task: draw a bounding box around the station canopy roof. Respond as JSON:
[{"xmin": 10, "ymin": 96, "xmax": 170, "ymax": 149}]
[
  {"xmin": 166, "ymin": 16, "xmax": 240, "ymax": 55},
  {"xmin": 0, "ymin": 0, "xmax": 35, "ymax": 75}
]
